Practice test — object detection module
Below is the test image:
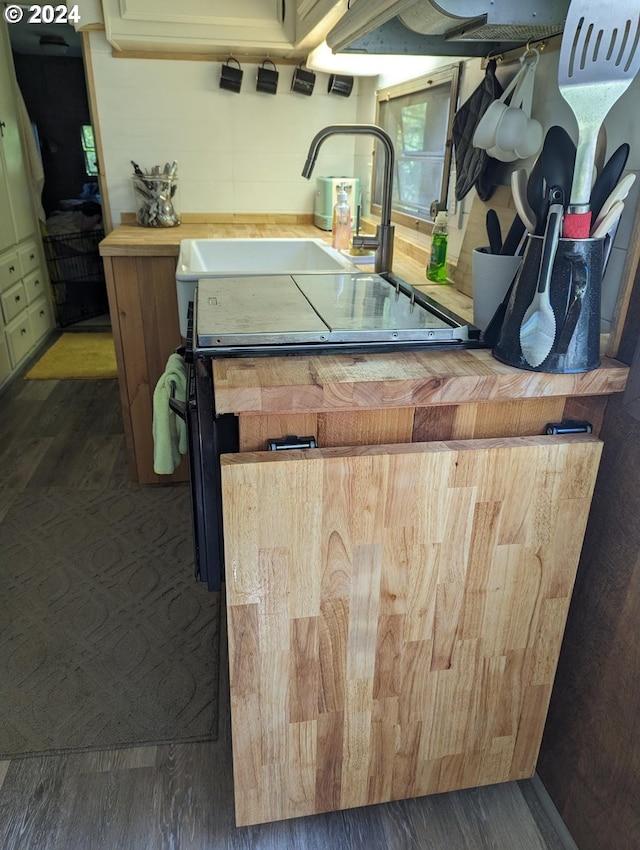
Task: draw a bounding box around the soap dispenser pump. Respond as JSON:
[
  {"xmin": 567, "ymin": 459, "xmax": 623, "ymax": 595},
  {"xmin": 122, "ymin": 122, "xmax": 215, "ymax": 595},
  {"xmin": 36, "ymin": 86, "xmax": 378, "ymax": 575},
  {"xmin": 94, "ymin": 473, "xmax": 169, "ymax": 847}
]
[{"xmin": 332, "ymin": 184, "xmax": 351, "ymax": 251}]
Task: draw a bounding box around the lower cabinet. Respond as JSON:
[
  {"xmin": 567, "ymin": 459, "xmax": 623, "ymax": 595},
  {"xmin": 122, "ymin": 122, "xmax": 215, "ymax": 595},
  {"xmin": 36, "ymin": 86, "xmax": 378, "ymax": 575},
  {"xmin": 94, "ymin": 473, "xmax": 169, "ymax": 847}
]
[
  {"xmin": 0, "ymin": 333, "xmax": 11, "ymax": 385},
  {"xmin": 0, "ymin": 236, "xmax": 54, "ymax": 387},
  {"xmin": 101, "ymin": 254, "xmax": 187, "ymax": 483},
  {"xmin": 221, "ymin": 434, "xmax": 602, "ymax": 827}
]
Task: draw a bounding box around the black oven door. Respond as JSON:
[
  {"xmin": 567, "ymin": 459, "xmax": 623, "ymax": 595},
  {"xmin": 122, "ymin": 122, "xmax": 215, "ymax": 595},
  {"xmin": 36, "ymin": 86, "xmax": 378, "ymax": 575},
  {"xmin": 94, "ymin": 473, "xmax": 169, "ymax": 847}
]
[
  {"xmin": 172, "ymin": 349, "xmax": 238, "ymax": 591},
  {"xmin": 189, "ymin": 357, "xmax": 237, "ymax": 590}
]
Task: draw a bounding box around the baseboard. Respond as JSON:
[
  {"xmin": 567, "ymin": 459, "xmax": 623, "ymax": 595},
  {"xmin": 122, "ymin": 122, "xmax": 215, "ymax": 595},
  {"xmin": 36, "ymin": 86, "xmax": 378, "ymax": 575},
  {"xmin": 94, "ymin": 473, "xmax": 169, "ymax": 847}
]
[{"xmin": 522, "ymin": 773, "xmax": 580, "ymax": 850}]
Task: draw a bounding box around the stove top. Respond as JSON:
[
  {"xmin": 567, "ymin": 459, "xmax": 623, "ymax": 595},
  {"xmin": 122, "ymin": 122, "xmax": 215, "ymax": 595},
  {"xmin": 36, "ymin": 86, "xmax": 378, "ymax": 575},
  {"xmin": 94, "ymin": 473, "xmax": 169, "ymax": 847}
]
[{"xmin": 194, "ymin": 272, "xmax": 478, "ymax": 355}]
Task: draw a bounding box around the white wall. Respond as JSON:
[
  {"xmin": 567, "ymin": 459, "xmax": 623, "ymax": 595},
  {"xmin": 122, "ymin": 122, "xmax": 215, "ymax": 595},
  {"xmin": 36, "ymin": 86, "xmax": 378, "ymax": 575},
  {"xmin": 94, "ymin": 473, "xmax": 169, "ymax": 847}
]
[{"xmin": 89, "ymin": 31, "xmax": 363, "ymax": 225}]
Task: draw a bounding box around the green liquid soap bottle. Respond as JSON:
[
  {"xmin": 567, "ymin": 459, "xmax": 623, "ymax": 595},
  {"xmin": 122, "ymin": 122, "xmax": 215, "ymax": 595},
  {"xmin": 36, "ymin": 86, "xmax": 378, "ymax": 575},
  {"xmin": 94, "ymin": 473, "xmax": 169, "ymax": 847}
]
[
  {"xmin": 331, "ymin": 184, "xmax": 352, "ymax": 251},
  {"xmin": 427, "ymin": 211, "xmax": 449, "ymax": 283}
]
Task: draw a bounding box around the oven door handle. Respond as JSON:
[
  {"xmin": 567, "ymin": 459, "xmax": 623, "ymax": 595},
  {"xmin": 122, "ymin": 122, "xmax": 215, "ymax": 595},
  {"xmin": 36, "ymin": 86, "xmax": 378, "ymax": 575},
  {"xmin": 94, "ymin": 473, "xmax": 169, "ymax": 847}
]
[{"xmin": 168, "ymin": 374, "xmax": 188, "ymax": 420}]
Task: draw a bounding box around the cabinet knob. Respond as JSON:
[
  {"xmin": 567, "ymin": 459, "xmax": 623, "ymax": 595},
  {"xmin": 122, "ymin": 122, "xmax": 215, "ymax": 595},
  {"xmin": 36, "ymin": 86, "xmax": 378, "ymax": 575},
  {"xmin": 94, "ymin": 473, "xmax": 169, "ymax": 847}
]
[
  {"xmin": 20, "ymin": 328, "xmax": 26, "ymax": 335},
  {"xmin": 9, "ymin": 265, "xmax": 15, "ymax": 273},
  {"xmin": 39, "ymin": 309, "xmax": 45, "ymax": 316},
  {"xmin": 15, "ymin": 294, "xmax": 21, "ymax": 302},
  {"xmin": 34, "ymin": 278, "xmax": 40, "ymax": 286},
  {"xmin": 30, "ymin": 253, "xmax": 35, "ymax": 260}
]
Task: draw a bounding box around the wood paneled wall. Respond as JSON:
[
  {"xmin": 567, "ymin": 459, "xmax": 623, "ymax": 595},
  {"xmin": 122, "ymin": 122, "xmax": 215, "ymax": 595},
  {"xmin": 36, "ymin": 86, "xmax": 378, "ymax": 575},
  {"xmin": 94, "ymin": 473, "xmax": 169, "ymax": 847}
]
[{"xmin": 538, "ymin": 393, "xmax": 640, "ymax": 850}]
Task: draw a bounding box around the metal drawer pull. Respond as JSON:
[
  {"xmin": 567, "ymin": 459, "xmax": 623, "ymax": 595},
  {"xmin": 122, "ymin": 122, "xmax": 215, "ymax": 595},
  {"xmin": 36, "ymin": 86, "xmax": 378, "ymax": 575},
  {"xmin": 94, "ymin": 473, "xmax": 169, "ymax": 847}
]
[
  {"xmin": 268, "ymin": 435, "xmax": 317, "ymax": 451},
  {"xmin": 545, "ymin": 420, "xmax": 593, "ymax": 435}
]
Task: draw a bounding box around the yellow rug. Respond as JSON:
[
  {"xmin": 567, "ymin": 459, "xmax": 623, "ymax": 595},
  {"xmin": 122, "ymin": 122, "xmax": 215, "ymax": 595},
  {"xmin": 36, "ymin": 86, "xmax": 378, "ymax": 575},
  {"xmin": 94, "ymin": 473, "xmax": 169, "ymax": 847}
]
[{"xmin": 25, "ymin": 333, "xmax": 117, "ymax": 380}]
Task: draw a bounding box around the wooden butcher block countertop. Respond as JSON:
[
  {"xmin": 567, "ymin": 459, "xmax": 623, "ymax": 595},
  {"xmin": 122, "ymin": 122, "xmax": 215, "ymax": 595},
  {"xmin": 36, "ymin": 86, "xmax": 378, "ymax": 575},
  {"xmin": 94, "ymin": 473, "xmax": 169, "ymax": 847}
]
[
  {"xmin": 212, "ymin": 348, "xmax": 629, "ymax": 415},
  {"xmin": 99, "ymin": 221, "xmax": 327, "ymax": 256}
]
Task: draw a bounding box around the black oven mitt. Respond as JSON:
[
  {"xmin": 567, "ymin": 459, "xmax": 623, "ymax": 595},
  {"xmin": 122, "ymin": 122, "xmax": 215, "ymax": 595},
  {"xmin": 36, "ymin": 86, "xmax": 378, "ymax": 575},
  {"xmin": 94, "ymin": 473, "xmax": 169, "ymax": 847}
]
[{"xmin": 452, "ymin": 59, "xmax": 504, "ymax": 202}]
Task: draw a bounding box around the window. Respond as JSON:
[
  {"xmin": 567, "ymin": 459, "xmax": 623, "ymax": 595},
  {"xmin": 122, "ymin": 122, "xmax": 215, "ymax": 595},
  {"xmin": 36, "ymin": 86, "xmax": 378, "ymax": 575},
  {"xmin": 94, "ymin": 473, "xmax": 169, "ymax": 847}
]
[
  {"xmin": 81, "ymin": 125, "xmax": 98, "ymax": 176},
  {"xmin": 372, "ymin": 64, "xmax": 460, "ymax": 230}
]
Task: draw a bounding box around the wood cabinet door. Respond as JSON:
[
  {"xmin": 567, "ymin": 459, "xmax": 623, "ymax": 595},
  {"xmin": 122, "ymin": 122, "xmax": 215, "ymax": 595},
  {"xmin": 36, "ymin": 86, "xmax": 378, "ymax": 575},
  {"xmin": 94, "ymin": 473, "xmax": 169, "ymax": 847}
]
[{"xmin": 221, "ymin": 435, "xmax": 602, "ymax": 827}]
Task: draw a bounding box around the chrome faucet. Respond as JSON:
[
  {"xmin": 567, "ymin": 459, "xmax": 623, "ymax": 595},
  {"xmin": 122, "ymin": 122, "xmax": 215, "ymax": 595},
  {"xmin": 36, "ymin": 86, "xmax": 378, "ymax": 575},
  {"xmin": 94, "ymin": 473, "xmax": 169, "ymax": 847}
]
[{"xmin": 302, "ymin": 124, "xmax": 395, "ymax": 275}]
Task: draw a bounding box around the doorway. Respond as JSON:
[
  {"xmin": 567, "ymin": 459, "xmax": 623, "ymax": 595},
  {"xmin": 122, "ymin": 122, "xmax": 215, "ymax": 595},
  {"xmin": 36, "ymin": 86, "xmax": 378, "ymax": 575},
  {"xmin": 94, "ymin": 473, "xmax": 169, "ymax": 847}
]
[{"xmin": 7, "ymin": 19, "xmax": 110, "ymax": 330}]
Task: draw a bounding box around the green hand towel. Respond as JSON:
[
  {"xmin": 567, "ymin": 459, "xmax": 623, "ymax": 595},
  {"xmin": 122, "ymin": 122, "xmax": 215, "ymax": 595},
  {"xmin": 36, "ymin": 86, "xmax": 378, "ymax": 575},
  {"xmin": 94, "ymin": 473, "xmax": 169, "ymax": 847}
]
[{"xmin": 152, "ymin": 353, "xmax": 188, "ymax": 474}]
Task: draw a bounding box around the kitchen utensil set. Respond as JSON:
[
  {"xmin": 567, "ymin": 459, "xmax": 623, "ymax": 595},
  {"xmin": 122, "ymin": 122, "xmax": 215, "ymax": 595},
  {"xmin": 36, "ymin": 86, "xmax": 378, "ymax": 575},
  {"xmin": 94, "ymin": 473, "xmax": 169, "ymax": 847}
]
[
  {"xmin": 131, "ymin": 160, "xmax": 180, "ymax": 228},
  {"xmin": 490, "ymin": 0, "xmax": 640, "ymax": 370}
]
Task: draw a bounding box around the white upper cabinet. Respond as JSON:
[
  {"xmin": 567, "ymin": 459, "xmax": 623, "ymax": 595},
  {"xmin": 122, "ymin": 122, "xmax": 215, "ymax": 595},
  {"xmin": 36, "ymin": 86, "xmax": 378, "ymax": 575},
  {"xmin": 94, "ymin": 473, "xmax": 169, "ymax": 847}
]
[
  {"xmin": 99, "ymin": 0, "xmax": 347, "ymax": 56},
  {"xmin": 0, "ymin": 21, "xmax": 36, "ymax": 247},
  {"xmin": 295, "ymin": 0, "xmax": 348, "ymax": 50},
  {"xmin": 102, "ymin": 0, "xmax": 294, "ymax": 54}
]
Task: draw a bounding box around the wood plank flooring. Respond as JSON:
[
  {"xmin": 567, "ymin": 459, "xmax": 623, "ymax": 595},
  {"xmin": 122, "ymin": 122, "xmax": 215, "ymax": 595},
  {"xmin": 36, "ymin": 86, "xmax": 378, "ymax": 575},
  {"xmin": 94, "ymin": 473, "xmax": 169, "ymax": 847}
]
[{"xmin": 0, "ymin": 374, "xmax": 579, "ymax": 849}]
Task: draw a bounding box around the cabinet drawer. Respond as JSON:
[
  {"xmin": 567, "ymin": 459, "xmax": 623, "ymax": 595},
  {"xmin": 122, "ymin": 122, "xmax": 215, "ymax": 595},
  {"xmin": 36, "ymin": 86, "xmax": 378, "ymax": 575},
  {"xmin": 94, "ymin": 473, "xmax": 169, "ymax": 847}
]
[
  {"xmin": 0, "ymin": 334, "xmax": 12, "ymax": 386},
  {"xmin": 5, "ymin": 313, "xmax": 33, "ymax": 366},
  {"xmin": 0, "ymin": 251, "xmax": 21, "ymax": 293},
  {"xmin": 23, "ymin": 268, "xmax": 46, "ymax": 304},
  {"xmin": 28, "ymin": 297, "xmax": 54, "ymax": 343},
  {"xmin": 1, "ymin": 280, "xmax": 27, "ymax": 325},
  {"xmin": 18, "ymin": 241, "xmax": 40, "ymax": 277}
]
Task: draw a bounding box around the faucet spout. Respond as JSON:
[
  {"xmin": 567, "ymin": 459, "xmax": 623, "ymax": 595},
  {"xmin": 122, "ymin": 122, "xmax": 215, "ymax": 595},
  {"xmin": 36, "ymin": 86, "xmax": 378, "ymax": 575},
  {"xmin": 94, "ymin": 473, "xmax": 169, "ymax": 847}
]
[{"xmin": 302, "ymin": 124, "xmax": 395, "ymax": 275}]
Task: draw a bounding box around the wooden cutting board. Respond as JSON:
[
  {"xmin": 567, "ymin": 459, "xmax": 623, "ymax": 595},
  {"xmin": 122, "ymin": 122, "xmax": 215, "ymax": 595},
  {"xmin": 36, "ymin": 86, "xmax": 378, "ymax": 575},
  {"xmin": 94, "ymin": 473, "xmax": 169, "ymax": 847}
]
[{"xmin": 221, "ymin": 434, "xmax": 602, "ymax": 826}]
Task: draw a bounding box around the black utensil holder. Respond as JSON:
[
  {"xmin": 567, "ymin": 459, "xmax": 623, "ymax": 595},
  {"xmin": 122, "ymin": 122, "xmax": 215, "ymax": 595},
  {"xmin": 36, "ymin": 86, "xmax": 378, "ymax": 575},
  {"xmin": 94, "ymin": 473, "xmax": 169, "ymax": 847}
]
[
  {"xmin": 220, "ymin": 58, "xmax": 243, "ymax": 93},
  {"xmin": 257, "ymin": 59, "xmax": 279, "ymax": 94},
  {"xmin": 493, "ymin": 234, "xmax": 603, "ymax": 373}
]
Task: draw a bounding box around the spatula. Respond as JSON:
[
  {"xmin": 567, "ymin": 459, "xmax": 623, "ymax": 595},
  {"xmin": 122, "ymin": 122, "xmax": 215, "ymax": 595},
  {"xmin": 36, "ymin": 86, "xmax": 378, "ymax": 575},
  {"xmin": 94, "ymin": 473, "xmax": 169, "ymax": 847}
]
[
  {"xmin": 541, "ymin": 125, "xmax": 576, "ymax": 210},
  {"xmin": 559, "ymin": 0, "xmax": 640, "ymax": 238},
  {"xmin": 519, "ymin": 204, "xmax": 563, "ymax": 368}
]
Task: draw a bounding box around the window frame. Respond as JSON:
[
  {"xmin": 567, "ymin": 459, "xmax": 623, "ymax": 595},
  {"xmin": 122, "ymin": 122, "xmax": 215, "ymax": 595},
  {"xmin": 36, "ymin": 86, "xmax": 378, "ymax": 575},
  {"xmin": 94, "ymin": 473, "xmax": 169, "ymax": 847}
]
[
  {"xmin": 372, "ymin": 62, "xmax": 461, "ymax": 233},
  {"xmin": 81, "ymin": 124, "xmax": 98, "ymax": 176}
]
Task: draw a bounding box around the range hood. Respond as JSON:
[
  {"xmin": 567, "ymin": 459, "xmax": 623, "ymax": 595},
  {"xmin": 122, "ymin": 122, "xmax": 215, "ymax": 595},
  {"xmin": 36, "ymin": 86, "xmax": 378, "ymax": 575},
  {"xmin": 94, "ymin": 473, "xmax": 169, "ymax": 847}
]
[{"xmin": 326, "ymin": 0, "xmax": 569, "ymax": 57}]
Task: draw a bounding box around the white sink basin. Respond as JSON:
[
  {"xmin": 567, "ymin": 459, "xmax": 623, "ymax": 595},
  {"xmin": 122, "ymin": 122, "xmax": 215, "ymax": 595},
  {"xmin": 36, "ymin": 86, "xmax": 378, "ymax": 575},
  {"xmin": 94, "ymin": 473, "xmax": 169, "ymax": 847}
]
[{"xmin": 176, "ymin": 238, "xmax": 359, "ymax": 337}]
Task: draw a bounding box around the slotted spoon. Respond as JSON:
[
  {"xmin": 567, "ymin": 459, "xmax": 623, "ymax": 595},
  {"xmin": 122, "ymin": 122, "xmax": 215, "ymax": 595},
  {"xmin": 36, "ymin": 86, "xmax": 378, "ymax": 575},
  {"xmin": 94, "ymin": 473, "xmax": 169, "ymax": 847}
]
[{"xmin": 559, "ymin": 0, "xmax": 640, "ymax": 238}]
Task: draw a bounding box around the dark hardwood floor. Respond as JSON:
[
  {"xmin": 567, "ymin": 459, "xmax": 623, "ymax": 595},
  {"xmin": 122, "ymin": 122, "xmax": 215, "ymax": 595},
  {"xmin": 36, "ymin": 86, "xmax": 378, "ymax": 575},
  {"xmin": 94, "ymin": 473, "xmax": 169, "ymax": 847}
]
[{"xmin": 0, "ymin": 374, "xmax": 579, "ymax": 849}]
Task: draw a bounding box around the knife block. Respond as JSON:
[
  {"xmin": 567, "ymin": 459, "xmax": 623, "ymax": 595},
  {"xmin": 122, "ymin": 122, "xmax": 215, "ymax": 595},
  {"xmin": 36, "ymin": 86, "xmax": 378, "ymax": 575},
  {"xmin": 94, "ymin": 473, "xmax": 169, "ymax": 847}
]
[{"xmin": 493, "ymin": 235, "xmax": 603, "ymax": 373}]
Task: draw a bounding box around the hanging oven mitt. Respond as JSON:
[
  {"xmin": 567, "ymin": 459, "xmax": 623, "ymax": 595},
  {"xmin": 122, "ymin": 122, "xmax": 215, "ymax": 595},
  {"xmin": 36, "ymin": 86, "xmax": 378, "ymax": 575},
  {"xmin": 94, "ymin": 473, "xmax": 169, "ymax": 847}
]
[{"xmin": 452, "ymin": 59, "xmax": 504, "ymax": 202}]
